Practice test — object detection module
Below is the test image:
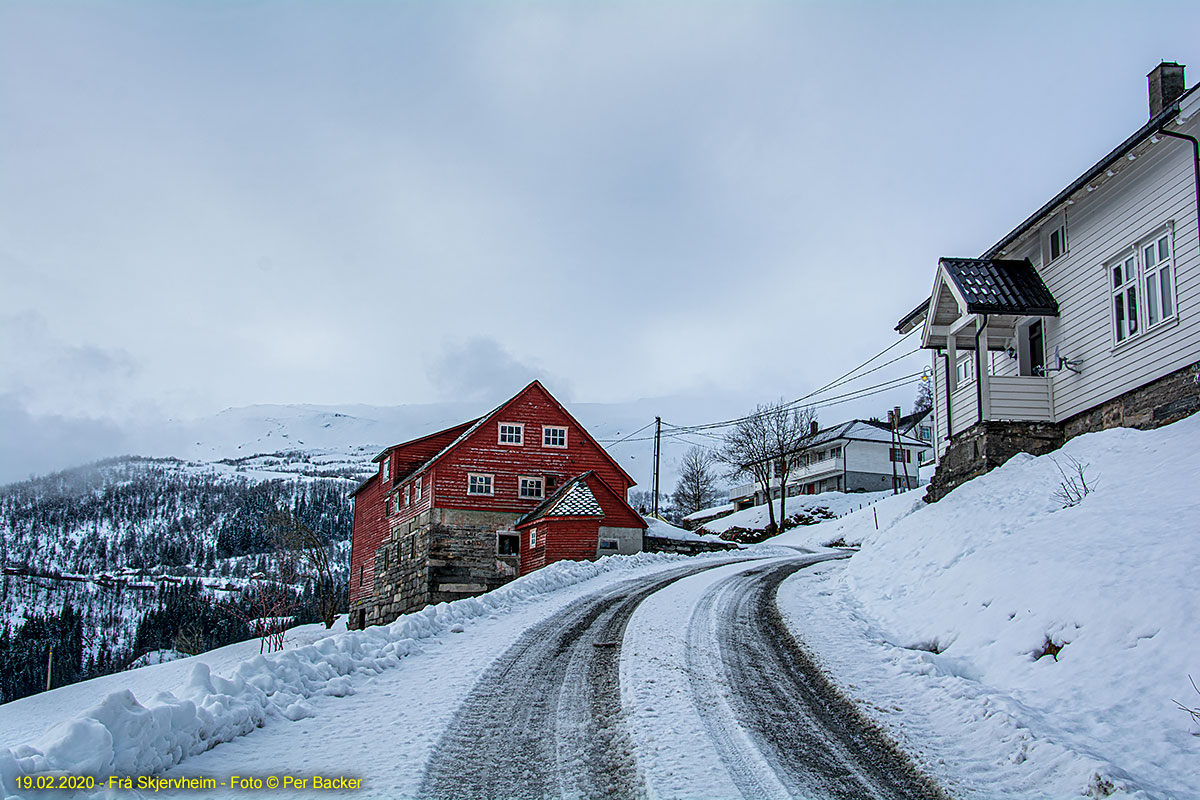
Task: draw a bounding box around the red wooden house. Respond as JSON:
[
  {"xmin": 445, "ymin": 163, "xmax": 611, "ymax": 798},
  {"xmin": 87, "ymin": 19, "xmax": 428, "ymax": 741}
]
[{"xmin": 348, "ymin": 380, "xmax": 646, "ymax": 629}]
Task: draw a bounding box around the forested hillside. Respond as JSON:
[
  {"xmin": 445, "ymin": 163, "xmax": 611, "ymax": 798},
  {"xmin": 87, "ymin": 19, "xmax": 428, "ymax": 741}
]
[{"xmin": 0, "ymin": 456, "xmax": 361, "ymax": 705}]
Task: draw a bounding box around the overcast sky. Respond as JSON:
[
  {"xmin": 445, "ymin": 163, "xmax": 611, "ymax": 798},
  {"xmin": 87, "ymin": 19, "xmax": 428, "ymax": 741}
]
[{"xmin": 3, "ymin": 1, "xmax": 1200, "ymax": 478}]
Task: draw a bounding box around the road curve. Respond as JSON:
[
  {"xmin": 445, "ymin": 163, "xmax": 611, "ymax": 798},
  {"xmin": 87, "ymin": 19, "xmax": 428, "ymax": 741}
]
[
  {"xmin": 417, "ymin": 560, "xmax": 735, "ymax": 800},
  {"xmin": 687, "ymin": 559, "xmax": 950, "ymax": 800},
  {"xmin": 419, "ymin": 555, "xmax": 949, "ymax": 800}
]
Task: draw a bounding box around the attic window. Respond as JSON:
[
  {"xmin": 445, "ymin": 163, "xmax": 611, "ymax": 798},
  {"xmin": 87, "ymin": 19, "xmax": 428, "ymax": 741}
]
[
  {"xmin": 498, "ymin": 423, "xmax": 524, "ymax": 445},
  {"xmin": 381, "ymin": 458, "xmax": 390, "ymax": 481},
  {"xmin": 1045, "ymin": 217, "xmax": 1068, "ymax": 264},
  {"xmin": 543, "ymin": 426, "xmax": 567, "ymax": 448}
]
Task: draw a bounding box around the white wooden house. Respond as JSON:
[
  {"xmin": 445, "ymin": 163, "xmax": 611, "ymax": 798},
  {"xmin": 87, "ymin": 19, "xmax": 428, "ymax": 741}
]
[
  {"xmin": 727, "ymin": 419, "xmax": 928, "ymax": 508},
  {"xmin": 898, "ymin": 63, "xmax": 1200, "ymax": 500}
]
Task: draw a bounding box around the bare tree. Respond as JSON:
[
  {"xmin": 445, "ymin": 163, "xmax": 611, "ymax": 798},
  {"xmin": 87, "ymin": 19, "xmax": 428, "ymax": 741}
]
[
  {"xmin": 913, "ymin": 379, "xmax": 933, "ymax": 416},
  {"xmin": 717, "ymin": 401, "xmax": 818, "ymax": 535},
  {"xmin": 266, "ymin": 510, "xmax": 338, "ymax": 629},
  {"xmin": 671, "ymin": 446, "xmax": 721, "ymax": 516}
]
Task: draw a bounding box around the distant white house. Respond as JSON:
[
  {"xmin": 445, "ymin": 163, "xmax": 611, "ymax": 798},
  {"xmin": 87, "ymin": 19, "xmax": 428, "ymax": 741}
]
[
  {"xmin": 728, "ymin": 419, "xmax": 928, "ymax": 509},
  {"xmin": 897, "ymin": 62, "xmax": 1200, "ymax": 500}
]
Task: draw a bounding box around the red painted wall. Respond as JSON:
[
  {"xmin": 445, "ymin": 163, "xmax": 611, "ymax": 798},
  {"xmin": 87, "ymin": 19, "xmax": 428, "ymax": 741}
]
[
  {"xmin": 433, "ymin": 383, "xmax": 633, "ymax": 514},
  {"xmin": 519, "ymin": 518, "xmax": 602, "ymax": 576},
  {"xmin": 349, "ymin": 474, "xmax": 386, "ymax": 607}
]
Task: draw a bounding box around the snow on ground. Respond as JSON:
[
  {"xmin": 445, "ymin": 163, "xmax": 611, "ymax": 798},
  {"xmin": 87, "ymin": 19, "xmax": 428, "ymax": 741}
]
[
  {"xmin": 0, "ymin": 548, "xmax": 778, "ymax": 799},
  {"xmin": 767, "ymin": 414, "xmax": 1200, "ymax": 799},
  {"xmin": 699, "ymin": 490, "xmax": 890, "ymax": 535},
  {"xmin": 681, "ymin": 502, "xmax": 734, "ymax": 522},
  {"xmin": 644, "ymin": 517, "xmax": 731, "ymax": 544}
]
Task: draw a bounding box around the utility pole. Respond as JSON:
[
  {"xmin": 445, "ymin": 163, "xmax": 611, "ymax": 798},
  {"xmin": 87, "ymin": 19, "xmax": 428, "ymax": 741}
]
[
  {"xmin": 896, "ymin": 405, "xmax": 912, "ymax": 491},
  {"xmin": 888, "ymin": 408, "xmax": 900, "ymax": 495},
  {"xmin": 45, "ymin": 645, "xmax": 53, "ymax": 692},
  {"xmin": 652, "ymin": 417, "xmax": 662, "ymax": 518}
]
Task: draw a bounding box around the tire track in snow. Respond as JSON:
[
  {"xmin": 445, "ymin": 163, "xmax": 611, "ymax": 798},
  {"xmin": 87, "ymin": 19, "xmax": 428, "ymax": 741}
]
[
  {"xmin": 417, "ymin": 559, "xmax": 739, "ymax": 800},
  {"xmin": 687, "ymin": 558, "xmax": 951, "ymax": 800}
]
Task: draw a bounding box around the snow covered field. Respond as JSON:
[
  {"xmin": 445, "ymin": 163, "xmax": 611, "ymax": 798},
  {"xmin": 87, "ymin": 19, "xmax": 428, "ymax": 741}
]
[{"xmin": 771, "ymin": 415, "xmax": 1200, "ymax": 798}]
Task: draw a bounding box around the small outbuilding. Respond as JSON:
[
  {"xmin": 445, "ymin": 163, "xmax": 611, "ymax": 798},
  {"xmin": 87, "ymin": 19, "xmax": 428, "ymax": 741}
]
[{"xmin": 514, "ymin": 471, "xmax": 647, "ymax": 576}]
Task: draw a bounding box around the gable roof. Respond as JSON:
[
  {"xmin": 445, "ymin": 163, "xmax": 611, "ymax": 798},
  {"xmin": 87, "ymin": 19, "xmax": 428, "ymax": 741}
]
[
  {"xmin": 806, "ymin": 419, "xmax": 927, "ymax": 449},
  {"xmin": 939, "ymin": 258, "xmax": 1059, "ymax": 317},
  {"xmin": 400, "ymin": 380, "xmax": 637, "ymax": 488},
  {"xmin": 515, "ymin": 472, "xmax": 605, "ymax": 525}
]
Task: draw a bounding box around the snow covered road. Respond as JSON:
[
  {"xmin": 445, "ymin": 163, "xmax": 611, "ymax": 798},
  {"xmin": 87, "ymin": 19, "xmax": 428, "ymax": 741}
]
[{"xmin": 3, "ymin": 551, "xmax": 951, "ymax": 800}]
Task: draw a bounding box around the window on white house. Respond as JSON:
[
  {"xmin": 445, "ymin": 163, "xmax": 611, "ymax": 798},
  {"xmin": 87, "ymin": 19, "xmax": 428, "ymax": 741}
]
[
  {"xmin": 599, "ymin": 539, "xmax": 619, "ymax": 551},
  {"xmin": 889, "ymin": 448, "xmax": 911, "ymax": 463},
  {"xmin": 468, "ymin": 473, "xmax": 494, "ymax": 495},
  {"xmin": 519, "ymin": 476, "xmax": 544, "ymax": 499},
  {"xmin": 956, "ymin": 355, "xmax": 975, "ymax": 385},
  {"xmin": 1143, "ymin": 231, "xmax": 1175, "ymax": 328},
  {"xmin": 498, "ymin": 423, "xmax": 524, "ymax": 445},
  {"xmin": 1112, "ymin": 252, "xmax": 1140, "ymax": 343},
  {"xmin": 529, "ymin": 527, "xmax": 539, "ymax": 548},
  {"xmin": 543, "ymin": 426, "xmax": 567, "ymax": 448},
  {"xmin": 919, "ymin": 425, "xmax": 932, "ymax": 441},
  {"xmin": 1045, "ymin": 216, "xmax": 1068, "ymax": 264}
]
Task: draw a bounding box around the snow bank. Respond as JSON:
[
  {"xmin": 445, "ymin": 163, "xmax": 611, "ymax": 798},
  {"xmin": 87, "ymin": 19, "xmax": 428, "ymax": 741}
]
[
  {"xmin": 777, "ymin": 415, "xmax": 1200, "ymax": 798},
  {"xmin": 699, "ymin": 490, "xmax": 889, "ymax": 535},
  {"xmin": 681, "ymin": 502, "xmax": 734, "ymax": 521},
  {"xmin": 0, "ymin": 549, "xmax": 745, "ymax": 798},
  {"xmin": 643, "ymin": 517, "xmax": 730, "ymax": 543}
]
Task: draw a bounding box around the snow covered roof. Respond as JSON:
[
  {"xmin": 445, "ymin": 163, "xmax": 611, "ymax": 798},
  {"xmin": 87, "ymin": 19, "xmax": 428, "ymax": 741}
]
[
  {"xmin": 940, "ymin": 258, "xmax": 1059, "ymax": 317},
  {"xmin": 516, "ymin": 473, "xmax": 604, "ymax": 525},
  {"xmin": 806, "ymin": 420, "xmax": 927, "ymax": 449}
]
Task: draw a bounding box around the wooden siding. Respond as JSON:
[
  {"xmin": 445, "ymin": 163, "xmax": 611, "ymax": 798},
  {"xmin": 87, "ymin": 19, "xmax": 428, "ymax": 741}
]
[
  {"xmin": 1020, "ymin": 120, "xmax": 1200, "ymax": 422},
  {"xmin": 433, "ymin": 383, "xmax": 633, "ymax": 514},
  {"xmin": 519, "ymin": 518, "xmax": 602, "ymax": 576},
  {"xmin": 989, "ymin": 375, "xmax": 1053, "ymax": 422},
  {"xmin": 349, "ymin": 474, "xmax": 386, "ymax": 607}
]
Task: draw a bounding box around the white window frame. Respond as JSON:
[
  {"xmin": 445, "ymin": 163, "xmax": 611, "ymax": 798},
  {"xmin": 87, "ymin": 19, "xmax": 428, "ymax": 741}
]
[
  {"xmin": 529, "ymin": 526, "xmax": 538, "ymax": 548},
  {"xmin": 381, "ymin": 458, "xmax": 390, "ymax": 481},
  {"xmin": 498, "ymin": 422, "xmax": 524, "ymax": 445},
  {"xmin": 414, "ymin": 478, "xmax": 422, "ymax": 502},
  {"xmin": 1142, "ymin": 227, "xmax": 1177, "ymax": 330},
  {"xmin": 919, "ymin": 425, "xmax": 932, "ymax": 441},
  {"xmin": 403, "ymin": 485, "xmax": 410, "ymax": 506},
  {"xmin": 542, "ymin": 426, "xmax": 568, "ymax": 448},
  {"xmin": 1108, "ymin": 224, "xmax": 1177, "ymax": 348},
  {"xmin": 955, "ymin": 354, "xmax": 974, "ymax": 385},
  {"xmin": 1044, "ymin": 214, "xmax": 1068, "ymax": 265},
  {"xmin": 519, "ymin": 475, "xmax": 544, "ymax": 499},
  {"xmin": 467, "ymin": 472, "xmax": 494, "ymax": 495}
]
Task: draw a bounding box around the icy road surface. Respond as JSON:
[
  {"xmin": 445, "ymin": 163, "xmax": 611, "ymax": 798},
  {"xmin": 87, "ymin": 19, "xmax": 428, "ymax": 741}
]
[{"xmin": 135, "ymin": 555, "xmax": 948, "ymax": 799}]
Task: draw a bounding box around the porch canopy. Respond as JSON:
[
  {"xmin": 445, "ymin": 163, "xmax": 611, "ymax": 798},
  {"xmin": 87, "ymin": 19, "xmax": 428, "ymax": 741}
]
[{"xmin": 898, "ymin": 258, "xmax": 1060, "ymax": 436}]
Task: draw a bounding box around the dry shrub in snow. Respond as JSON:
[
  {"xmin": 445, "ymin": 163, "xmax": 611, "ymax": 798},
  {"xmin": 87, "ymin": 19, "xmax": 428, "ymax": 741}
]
[
  {"xmin": 1174, "ymin": 675, "xmax": 1200, "ymax": 732},
  {"xmin": 1051, "ymin": 455, "xmax": 1097, "ymax": 508}
]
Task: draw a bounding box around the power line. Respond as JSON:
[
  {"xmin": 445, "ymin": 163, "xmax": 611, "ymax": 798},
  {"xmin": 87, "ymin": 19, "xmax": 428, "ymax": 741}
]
[{"xmin": 596, "ymin": 419, "xmax": 657, "ymax": 445}]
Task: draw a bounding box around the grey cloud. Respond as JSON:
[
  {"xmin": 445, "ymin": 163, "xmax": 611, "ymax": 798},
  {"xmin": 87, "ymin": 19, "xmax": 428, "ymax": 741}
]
[
  {"xmin": 426, "ymin": 337, "xmax": 573, "ymax": 404},
  {"xmin": 0, "ymin": 394, "xmax": 131, "ymax": 485}
]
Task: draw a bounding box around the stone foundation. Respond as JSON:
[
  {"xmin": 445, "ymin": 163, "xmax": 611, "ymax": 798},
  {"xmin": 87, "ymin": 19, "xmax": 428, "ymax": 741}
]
[
  {"xmin": 364, "ymin": 508, "xmax": 521, "ymax": 627},
  {"xmin": 928, "ymin": 359, "xmax": 1200, "ymax": 502},
  {"xmin": 925, "ymin": 421, "xmax": 1063, "ymax": 502},
  {"xmin": 643, "ymin": 535, "xmax": 740, "ymax": 555}
]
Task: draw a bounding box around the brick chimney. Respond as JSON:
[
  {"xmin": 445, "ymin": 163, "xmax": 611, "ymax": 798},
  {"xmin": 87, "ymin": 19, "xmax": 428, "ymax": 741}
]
[{"xmin": 1148, "ymin": 62, "xmax": 1186, "ymax": 118}]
